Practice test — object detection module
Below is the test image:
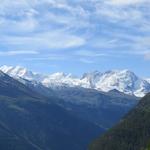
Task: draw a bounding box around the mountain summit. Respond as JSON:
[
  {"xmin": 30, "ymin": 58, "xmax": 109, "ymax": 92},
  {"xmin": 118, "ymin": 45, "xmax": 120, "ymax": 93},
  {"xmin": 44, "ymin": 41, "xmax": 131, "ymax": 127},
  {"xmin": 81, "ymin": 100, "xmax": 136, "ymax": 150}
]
[
  {"xmin": 0, "ymin": 65, "xmax": 45, "ymax": 81},
  {"xmin": 0, "ymin": 65, "xmax": 150, "ymax": 97}
]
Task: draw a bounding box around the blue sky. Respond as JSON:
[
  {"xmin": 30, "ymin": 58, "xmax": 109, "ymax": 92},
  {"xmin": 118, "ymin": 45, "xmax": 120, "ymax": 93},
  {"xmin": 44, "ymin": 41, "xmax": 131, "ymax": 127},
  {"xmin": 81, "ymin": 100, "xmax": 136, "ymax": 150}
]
[{"xmin": 0, "ymin": 0, "xmax": 150, "ymax": 77}]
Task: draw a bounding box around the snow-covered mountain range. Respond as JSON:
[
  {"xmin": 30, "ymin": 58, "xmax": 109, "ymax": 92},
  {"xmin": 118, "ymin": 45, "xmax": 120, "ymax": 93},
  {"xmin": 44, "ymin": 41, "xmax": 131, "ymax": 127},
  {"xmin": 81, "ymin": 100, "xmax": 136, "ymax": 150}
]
[{"xmin": 0, "ymin": 65, "xmax": 150, "ymax": 97}]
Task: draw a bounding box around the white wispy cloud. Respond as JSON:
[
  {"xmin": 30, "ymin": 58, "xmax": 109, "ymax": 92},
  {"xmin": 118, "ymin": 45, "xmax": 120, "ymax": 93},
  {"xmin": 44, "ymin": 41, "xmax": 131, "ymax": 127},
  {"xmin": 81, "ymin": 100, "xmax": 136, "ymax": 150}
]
[
  {"xmin": 0, "ymin": 0, "xmax": 149, "ymax": 62},
  {"xmin": 79, "ymin": 58, "xmax": 95, "ymax": 64},
  {"xmin": 0, "ymin": 50, "xmax": 39, "ymax": 56},
  {"xmin": 75, "ymin": 50, "xmax": 107, "ymax": 57},
  {"xmin": 106, "ymin": 0, "xmax": 147, "ymax": 6},
  {"xmin": 0, "ymin": 30, "xmax": 86, "ymax": 49},
  {"xmin": 24, "ymin": 54, "xmax": 67, "ymax": 61},
  {"xmin": 0, "ymin": 17, "xmax": 38, "ymax": 33},
  {"xmin": 0, "ymin": 0, "xmax": 87, "ymax": 49}
]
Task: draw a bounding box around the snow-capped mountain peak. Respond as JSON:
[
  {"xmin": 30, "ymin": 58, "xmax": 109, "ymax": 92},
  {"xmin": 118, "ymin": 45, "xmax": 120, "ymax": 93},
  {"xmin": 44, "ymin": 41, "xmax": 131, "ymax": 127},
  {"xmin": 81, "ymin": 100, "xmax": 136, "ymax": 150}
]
[
  {"xmin": 0, "ymin": 65, "xmax": 150, "ymax": 97},
  {"xmin": 0, "ymin": 65, "xmax": 45, "ymax": 81},
  {"xmin": 81, "ymin": 71, "xmax": 102, "ymax": 88},
  {"xmin": 93, "ymin": 69, "xmax": 148, "ymax": 97},
  {"xmin": 48, "ymin": 72, "xmax": 67, "ymax": 79},
  {"xmin": 42, "ymin": 72, "xmax": 81, "ymax": 88},
  {"xmin": 42, "ymin": 69, "xmax": 150, "ymax": 97}
]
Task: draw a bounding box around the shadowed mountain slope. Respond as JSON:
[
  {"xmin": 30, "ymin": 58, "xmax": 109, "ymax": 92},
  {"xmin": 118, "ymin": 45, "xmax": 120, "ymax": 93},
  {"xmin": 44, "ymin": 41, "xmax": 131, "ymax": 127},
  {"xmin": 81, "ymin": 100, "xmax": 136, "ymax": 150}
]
[
  {"xmin": 89, "ymin": 93, "xmax": 150, "ymax": 150},
  {"xmin": 0, "ymin": 71, "xmax": 104, "ymax": 150}
]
